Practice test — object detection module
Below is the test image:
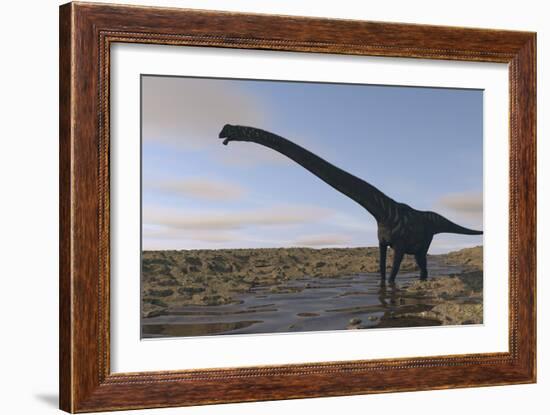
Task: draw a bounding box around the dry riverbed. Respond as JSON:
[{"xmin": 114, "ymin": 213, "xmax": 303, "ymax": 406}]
[{"xmin": 141, "ymin": 246, "xmax": 483, "ymax": 333}]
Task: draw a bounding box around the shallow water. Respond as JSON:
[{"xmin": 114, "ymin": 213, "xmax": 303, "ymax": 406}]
[{"xmin": 141, "ymin": 259, "xmax": 464, "ymax": 338}]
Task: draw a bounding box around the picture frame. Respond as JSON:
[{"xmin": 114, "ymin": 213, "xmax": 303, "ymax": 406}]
[{"xmin": 59, "ymin": 2, "xmax": 536, "ymax": 412}]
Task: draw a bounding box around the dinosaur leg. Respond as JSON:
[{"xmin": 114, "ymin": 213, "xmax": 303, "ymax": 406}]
[
  {"xmin": 379, "ymin": 244, "xmax": 387, "ymax": 280},
  {"xmin": 389, "ymin": 249, "xmax": 404, "ymax": 283},
  {"xmin": 414, "ymin": 253, "xmax": 428, "ymax": 280}
]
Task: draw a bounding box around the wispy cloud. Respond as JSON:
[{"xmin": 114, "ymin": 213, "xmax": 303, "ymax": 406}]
[
  {"xmin": 435, "ymin": 191, "xmax": 483, "ymax": 225},
  {"xmin": 431, "ymin": 192, "xmax": 483, "ymax": 253},
  {"xmin": 330, "ymin": 212, "xmax": 377, "ymax": 232},
  {"xmin": 143, "ymin": 76, "xmax": 266, "ymax": 149},
  {"xmin": 143, "ymin": 205, "xmax": 334, "ymax": 231},
  {"xmin": 142, "ymin": 76, "xmax": 289, "ymax": 167},
  {"xmin": 293, "ymin": 234, "xmax": 352, "ymax": 247},
  {"xmin": 148, "ymin": 177, "xmax": 246, "ymax": 201},
  {"xmin": 143, "ymin": 227, "xmax": 239, "ymax": 243},
  {"xmin": 437, "ymin": 191, "xmax": 482, "ymax": 214},
  {"xmin": 141, "ymin": 205, "xmax": 380, "ymax": 250}
]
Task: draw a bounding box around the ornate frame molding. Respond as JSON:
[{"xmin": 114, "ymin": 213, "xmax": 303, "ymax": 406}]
[{"xmin": 60, "ymin": 2, "xmax": 536, "ymax": 412}]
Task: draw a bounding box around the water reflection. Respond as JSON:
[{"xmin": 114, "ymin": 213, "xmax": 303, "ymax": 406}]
[
  {"xmin": 377, "ymin": 280, "xmax": 398, "ymax": 307},
  {"xmin": 142, "ymin": 260, "xmax": 459, "ymax": 338}
]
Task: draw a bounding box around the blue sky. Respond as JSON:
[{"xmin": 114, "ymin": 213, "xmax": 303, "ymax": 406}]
[{"xmin": 142, "ymin": 75, "xmax": 483, "ymax": 254}]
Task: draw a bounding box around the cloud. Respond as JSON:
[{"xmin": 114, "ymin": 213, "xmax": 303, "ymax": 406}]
[
  {"xmin": 143, "ymin": 205, "xmax": 333, "ymax": 231},
  {"xmin": 143, "ymin": 227, "xmax": 239, "ymax": 243},
  {"xmin": 293, "ymin": 234, "xmax": 352, "ymax": 247},
  {"xmin": 148, "ymin": 177, "xmax": 246, "ymax": 201},
  {"xmin": 141, "ymin": 204, "xmax": 383, "ymax": 250},
  {"xmin": 142, "ymin": 75, "xmax": 341, "ymax": 169},
  {"xmin": 330, "ymin": 212, "xmax": 376, "ymax": 232},
  {"xmin": 436, "ymin": 191, "xmax": 483, "ymax": 226},
  {"xmin": 142, "ymin": 205, "xmax": 336, "ymax": 250},
  {"xmin": 142, "ymin": 76, "xmax": 289, "ymax": 166},
  {"xmin": 440, "ymin": 193, "xmax": 483, "ymax": 213},
  {"xmin": 142, "ymin": 76, "xmax": 266, "ymax": 148},
  {"xmin": 437, "ymin": 192, "xmax": 482, "ymax": 214}
]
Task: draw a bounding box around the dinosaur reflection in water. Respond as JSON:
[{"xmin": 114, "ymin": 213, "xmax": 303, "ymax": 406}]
[{"xmin": 219, "ymin": 124, "xmax": 482, "ymax": 282}]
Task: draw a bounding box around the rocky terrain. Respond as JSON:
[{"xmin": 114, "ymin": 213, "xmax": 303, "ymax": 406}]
[
  {"xmin": 437, "ymin": 245, "xmax": 483, "ymax": 271},
  {"xmin": 141, "ymin": 246, "xmax": 483, "ymax": 329},
  {"xmin": 142, "ymin": 247, "xmax": 416, "ymax": 315},
  {"xmin": 380, "ymin": 269, "xmax": 483, "ymax": 327}
]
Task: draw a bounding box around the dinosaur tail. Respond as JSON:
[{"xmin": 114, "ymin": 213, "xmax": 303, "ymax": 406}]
[{"xmin": 428, "ymin": 212, "xmax": 483, "ymax": 235}]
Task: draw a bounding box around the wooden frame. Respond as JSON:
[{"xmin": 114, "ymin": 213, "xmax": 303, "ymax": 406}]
[{"xmin": 59, "ymin": 2, "xmax": 536, "ymax": 412}]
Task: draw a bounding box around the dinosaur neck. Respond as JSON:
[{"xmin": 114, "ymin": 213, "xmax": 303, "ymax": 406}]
[{"xmin": 242, "ymin": 129, "xmax": 395, "ymax": 222}]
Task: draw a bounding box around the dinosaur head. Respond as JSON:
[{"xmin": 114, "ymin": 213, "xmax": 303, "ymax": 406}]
[
  {"xmin": 218, "ymin": 124, "xmax": 241, "ymax": 145},
  {"xmin": 218, "ymin": 124, "xmax": 259, "ymax": 145}
]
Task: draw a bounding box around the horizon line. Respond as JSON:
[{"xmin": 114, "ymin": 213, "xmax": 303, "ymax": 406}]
[{"xmin": 142, "ymin": 244, "xmax": 483, "ymax": 255}]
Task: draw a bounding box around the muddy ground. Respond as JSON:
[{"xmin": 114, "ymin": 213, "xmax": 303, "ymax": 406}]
[{"xmin": 141, "ymin": 246, "xmax": 483, "ymax": 330}]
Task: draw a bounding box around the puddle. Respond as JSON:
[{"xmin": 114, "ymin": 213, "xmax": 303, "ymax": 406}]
[{"xmin": 141, "ymin": 259, "xmax": 463, "ymax": 338}]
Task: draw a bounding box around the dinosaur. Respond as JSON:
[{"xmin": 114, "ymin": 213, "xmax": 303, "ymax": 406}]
[{"xmin": 218, "ymin": 124, "xmax": 482, "ymax": 282}]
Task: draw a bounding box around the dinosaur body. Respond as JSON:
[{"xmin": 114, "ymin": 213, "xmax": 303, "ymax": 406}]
[{"xmin": 218, "ymin": 124, "xmax": 482, "ymax": 281}]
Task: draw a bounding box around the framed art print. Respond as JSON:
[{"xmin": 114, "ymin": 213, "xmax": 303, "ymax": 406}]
[{"xmin": 59, "ymin": 2, "xmax": 536, "ymax": 412}]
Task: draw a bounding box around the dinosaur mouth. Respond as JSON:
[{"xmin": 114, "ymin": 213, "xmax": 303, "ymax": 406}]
[
  {"xmin": 219, "ymin": 134, "xmax": 232, "ymax": 145},
  {"xmin": 218, "ymin": 126, "xmax": 232, "ymax": 145}
]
